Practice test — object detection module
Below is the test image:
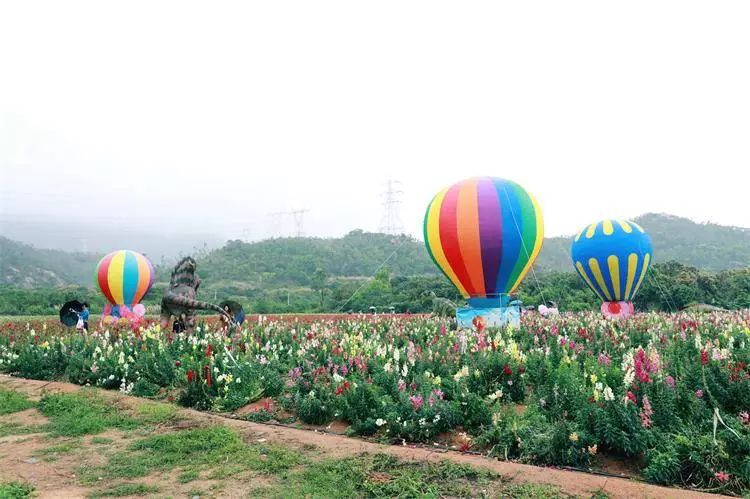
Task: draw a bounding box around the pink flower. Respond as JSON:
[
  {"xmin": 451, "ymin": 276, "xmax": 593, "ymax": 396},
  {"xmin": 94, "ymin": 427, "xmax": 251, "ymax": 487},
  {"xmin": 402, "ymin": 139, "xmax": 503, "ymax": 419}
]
[
  {"xmin": 664, "ymin": 375, "xmax": 675, "ymax": 389},
  {"xmin": 598, "ymin": 353, "xmax": 611, "ymax": 367},
  {"xmin": 739, "ymin": 411, "xmax": 749, "ymax": 425},
  {"xmin": 409, "ymin": 394, "xmax": 424, "ymax": 411},
  {"xmin": 714, "ymin": 471, "xmax": 730, "ymax": 483},
  {"xmin": 695, "ymin": 389, "xmax": 704, "ymax": 398},
  {"xmin": 700, "ymin": 350, "xmax": 709, "ymax": 366},
  {"xmin": 432, "ymin": 389, "xmax": 444, "ymax": 400},
  {"xmin": 640, "ymin": 395, "xmax": 653, "ymax": 428},
  {"xmin": 398, "ymin": 380, "xmax": 406, "ymax": 392}
]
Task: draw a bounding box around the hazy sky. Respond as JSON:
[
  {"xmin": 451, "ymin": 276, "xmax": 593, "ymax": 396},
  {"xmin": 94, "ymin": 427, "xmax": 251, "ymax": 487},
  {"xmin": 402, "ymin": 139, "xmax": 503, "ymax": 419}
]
[{"xmin": 2, "ymin": 1, "xmax": 749, "ymax": 244}]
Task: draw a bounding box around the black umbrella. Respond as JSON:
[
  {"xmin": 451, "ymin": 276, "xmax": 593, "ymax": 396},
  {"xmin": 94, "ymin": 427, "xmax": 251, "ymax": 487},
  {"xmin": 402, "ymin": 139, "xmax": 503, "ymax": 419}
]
[
  {"xmin": 59, "ymin": 300, "xmax": 84, "ymax": 327},
  {"xmin": 219, "ymin": 300, "xmax": 245, "ymax": 325}
]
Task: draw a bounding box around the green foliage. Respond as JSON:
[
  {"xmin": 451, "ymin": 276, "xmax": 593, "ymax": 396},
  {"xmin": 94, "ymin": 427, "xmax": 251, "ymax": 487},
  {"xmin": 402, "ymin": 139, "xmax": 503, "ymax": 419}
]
[
  {"xmin": 0, "ymin": 388, "xmax": 34, "ymax": 414},
  {"xmin": 38, "ymin": 391, "xmax": 137, "ymax": 436},
  {"xmin": 80, "ymin": 426, "xmax": 299, "ymax": 483},
  {"xmin": 279, "ymin": 453, "xmax": 505, "ymax": 498},
  {"xmin": 89, "ymin": 483, "xmax": 161, "ymax": 497},
  {"xmin": 0, "ymin": 481, "xmax": 34, "ymax": 499}
]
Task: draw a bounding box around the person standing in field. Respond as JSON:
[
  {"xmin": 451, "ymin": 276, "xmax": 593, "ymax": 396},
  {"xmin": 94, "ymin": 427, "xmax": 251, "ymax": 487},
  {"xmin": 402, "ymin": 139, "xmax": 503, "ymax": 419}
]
[{"xmin": 79, "ymin": 303, "xmax": 90, "ymax": 331}]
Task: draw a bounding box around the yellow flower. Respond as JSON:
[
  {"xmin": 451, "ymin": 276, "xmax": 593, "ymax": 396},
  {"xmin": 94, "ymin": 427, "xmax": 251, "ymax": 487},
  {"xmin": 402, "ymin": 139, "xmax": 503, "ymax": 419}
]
[
  {"xmin": 587, "ymin": 444, "xmax": 598, "ymax": 455},
  {"xmin": 569, "ymin": 432, "xmax": 579, "ymax": 442},
  {"xmin": 590, "ymin": 374, "xmax": 597, "ymax": 384}
]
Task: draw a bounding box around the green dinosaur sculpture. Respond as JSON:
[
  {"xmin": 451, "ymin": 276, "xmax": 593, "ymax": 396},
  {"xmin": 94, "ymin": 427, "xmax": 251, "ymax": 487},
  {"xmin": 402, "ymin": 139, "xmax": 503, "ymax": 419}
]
[
  {"xmin": 160, "ymin": 256, "xmax": 234, "ymax": 330},
  {"xmin": 427, "ymin": 291, "xmax": 458, "ymax": 318}
]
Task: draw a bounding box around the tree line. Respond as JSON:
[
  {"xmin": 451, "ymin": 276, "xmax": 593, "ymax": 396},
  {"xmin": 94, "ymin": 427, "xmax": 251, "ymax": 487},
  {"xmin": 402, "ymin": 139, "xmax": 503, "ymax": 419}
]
[{"xmin": 1, "ymin": 261, "xmax": 747, "ymax": 316}]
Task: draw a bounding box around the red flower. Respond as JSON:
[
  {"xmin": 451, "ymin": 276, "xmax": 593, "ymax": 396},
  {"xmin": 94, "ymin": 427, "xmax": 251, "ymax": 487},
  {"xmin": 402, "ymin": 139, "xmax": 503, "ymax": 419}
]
[
  {"xmin": 503, "ymin": 365, "xmax": 513, "ymax": 376},
  {"xmin": 175, "ymin": 360, "xmax": 181, "ymax": 367},
  {"xmin": 700, "ymin": 350, "xmax": 709, "ymax": 365},
  {"xmin": 714, "ymin": 471, "xmax": 730, "ymax": 483},
  {"xmin": 205, "ymin": 344, "xmax": 213, "ymax": 358},
  {"xmin": 187, "ymin": 369, "xmax": 196, "ymax": 383},
  {"xmin": 203, "ymin": 365, "xmax": 212, "ymax": 387},
  {"xmin": 626, "ymin": 391, "xmax": 637, "ymax": 404}
]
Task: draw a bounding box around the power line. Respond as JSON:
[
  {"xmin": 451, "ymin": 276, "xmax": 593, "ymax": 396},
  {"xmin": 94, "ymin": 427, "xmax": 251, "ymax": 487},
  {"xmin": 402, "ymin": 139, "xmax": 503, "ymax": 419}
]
[{"xmin": 379, "ymin": 179, "xmax": 404, "ymax": 235}]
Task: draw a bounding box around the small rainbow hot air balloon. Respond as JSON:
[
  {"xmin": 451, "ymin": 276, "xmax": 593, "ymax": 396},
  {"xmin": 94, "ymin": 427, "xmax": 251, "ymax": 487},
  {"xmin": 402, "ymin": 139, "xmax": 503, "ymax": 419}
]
[
  {"xmin": 96, "ymin": 250, "xmax": 154, "ymax": 307},
  {"xmin": 424, "ymin": 177, "xmax": 544, "ymax": 309},
  {"xmin": 570, "ymin": 220, "xmax": 652, "ymax": 319}
]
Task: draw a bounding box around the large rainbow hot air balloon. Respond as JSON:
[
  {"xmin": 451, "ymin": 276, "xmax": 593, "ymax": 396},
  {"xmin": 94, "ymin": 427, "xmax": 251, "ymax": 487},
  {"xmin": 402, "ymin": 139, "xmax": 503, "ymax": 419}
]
[
  {"xmin": 570, "ymin": 220, "xmax": 652, "ymax": 319},
  {"xmin": 96, "ymin": 250, "xmax": 154, "ymax": 307},
  {"xmin": 424, "ymin": 177, "xmax": 544, "ymax": 311}
]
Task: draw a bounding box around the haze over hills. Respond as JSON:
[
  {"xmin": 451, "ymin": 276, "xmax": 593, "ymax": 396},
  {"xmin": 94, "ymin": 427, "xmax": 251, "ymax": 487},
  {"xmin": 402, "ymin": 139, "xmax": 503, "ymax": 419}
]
[{"xmin": 1, "ymin": 213, "xmax": 748, "ymax": 289}]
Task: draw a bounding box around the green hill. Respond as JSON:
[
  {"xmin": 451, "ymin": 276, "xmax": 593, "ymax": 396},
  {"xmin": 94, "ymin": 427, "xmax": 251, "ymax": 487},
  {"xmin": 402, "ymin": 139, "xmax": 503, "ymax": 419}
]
[
  {"xmin": 535, "ymin": 213, "xmax": 750, "ymax": 273},
  {"xmin": 0, "ymin": 236, "xmax": 101, "ymax": 288},
  {"xmin": 2, "ymin": 213, "xmax": 749, "ymax": 290}
]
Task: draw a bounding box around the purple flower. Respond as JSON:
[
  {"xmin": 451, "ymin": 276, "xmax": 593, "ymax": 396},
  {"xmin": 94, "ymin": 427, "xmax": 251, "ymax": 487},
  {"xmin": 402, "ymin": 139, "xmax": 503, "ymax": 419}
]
[{"xmin": 598, "ymin": 353, "xmax": 611, "ymax": 367}]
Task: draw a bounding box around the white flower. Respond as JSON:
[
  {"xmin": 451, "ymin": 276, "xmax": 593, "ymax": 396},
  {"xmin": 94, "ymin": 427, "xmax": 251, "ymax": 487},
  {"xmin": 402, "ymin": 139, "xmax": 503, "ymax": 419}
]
[
  {"xmin": 401, "ymin": 363, "xmax": 408, "ymax": 377},
  {"xmin": 375, "ymin": 418, "xmax": 386, "ymax": 427},
  {"xmin": 603, "ymin": 386, "xmax": 615, "ymax": 401},
  {"xmin": 595, "ymin": 382, "xmax": 603, "ymax": 391},
  {"xmin": 383, "ymin": 361, "xmax": 393, "ymax": 373}
]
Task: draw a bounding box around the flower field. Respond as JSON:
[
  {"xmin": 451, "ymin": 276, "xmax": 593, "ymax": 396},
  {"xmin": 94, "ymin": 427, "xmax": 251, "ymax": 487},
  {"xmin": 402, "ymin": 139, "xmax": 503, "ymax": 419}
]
[{"xmin": 1, "ymin": 312, "xmax": 749, "ymax": 495}]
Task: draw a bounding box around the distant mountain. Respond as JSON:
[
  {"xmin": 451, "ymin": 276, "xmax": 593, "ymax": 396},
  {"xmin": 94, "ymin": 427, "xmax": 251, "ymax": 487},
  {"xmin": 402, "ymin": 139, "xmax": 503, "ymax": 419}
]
[
  {"xmin": 0, "ymin": 215, "xmax": 223, "ymax": 262},
  {"xmin": 535, "ymin": 213, "xmax": 750, "ymax": 272},
  {"xmin": 0, "ymin": 236, "xmax": 101, "ymax": 287},
  {"xmin": 1, "ymin": 214, "xmax": 748, "ymax": 289}
]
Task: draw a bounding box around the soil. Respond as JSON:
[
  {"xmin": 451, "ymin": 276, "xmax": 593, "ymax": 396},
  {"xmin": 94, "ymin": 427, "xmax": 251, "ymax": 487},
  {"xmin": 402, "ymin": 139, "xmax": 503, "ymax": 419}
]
[{"xmin": 0, "ymin": 375, "xmax": 728, "ymax": 499}]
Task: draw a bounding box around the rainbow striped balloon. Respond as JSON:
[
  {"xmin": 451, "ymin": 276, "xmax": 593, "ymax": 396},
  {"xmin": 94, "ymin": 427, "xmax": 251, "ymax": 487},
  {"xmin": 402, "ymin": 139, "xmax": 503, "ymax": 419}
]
[
  {"xmin": 570, "ymin": 220, "xmax": 652, "ymax": 304},
  {"xmin": 423, "ymin": 177, "xmax": 544, "ymax": 303},
  {"xmin": 95, "ymin": 250, "xmax": 154, "ymax": 306}
]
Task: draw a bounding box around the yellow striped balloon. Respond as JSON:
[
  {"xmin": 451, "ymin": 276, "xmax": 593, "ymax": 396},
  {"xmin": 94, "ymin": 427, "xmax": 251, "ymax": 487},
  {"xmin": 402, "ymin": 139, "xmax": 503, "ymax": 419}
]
[{"xmin": 95, "ymin": 250, "xmax": 154, "ymax": 306}]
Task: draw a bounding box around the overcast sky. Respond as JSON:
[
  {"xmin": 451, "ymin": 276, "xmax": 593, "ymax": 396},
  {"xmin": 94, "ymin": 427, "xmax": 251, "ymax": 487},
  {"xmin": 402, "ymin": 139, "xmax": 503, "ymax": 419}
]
[{"xmin": 1, "ymin": 1, "xmax": 749, "ymax": 245}]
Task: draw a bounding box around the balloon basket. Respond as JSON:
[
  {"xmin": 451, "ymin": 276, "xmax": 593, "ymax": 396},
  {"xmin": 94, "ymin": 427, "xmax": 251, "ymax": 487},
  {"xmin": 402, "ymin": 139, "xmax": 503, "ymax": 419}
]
[
  {"xmin": 456, "ymin": 306, "xmax": 520, "ymax": 329},
  {"xmin": 601, "ymin": 301, "xmax": 635, "ymax": 320}
]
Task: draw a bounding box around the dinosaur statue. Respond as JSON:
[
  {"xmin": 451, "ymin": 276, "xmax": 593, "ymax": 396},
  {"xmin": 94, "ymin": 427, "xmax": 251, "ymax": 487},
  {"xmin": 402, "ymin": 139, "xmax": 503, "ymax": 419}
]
[
  {"xmin": 160, "ymin": 256, "xmax": 235, "ymax": 330},
  {"xmin": 427, "ymin": 291, "xmax": 458, "ymax": 318}
]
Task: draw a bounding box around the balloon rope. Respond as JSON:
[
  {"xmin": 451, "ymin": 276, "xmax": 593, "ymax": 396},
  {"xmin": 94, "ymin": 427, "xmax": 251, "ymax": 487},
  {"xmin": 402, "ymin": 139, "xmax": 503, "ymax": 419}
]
[
  {"xmin": 636, "ymin": 237, "xmax": 677, "ymax": 313},
  {"xmin": 500, "ymin": 185, "xmax": 548, "ymax": 306},
  {"xmin": 335, "ymin": 238, "xmax": 409, "ymax": 312}
]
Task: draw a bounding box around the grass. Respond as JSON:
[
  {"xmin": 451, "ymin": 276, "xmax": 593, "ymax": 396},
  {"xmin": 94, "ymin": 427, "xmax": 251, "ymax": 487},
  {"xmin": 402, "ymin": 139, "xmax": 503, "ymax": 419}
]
[
  {"xmin": 34, "ymin": 438, "xmax": 83, "ymax": 461},
  {"xmin": 275, "ymin": 453, "xmax": 508, "ymax": 498},
  {"xmin": 0, "ymin": 421, "xmax": 47, "ymax": 437},
  {"xmin": 0, "ymin": 388, "xmax": 35, "ymax": 414},
  {"xmin": 88, "ymin": 483, "xmax": 161, "ymax": 497},
  {"xmin": 79, "ymin": 426, "xmax": 300, "ymax": 484},
  {"xmin": 0, "ymin": 481, "xmax": 34, "ymax": 498},
  {"xmin": 134, "ymin": 402, "xmax": 179, "ymax": 424},
  {"xmin": 38, "ymin": 391, "xmax": 138, "ymax": 436}
]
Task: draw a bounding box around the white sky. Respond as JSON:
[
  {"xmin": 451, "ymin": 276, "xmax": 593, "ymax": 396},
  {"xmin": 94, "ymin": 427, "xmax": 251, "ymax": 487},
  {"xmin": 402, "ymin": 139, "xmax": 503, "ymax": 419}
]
[{"xmin": 1, "ymin": 1, "xmax": 749, "ymax": 243}]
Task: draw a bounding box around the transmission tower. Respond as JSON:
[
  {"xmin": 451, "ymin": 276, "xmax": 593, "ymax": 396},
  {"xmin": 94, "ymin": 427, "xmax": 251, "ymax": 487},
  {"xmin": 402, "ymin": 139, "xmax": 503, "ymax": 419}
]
[
  {"xmin": 379, "ymin": 179, "xmax": 404, "ymax": 235},
  {"xmin": 266, "ymin": 209, "xmax": 309, "ymax": 238},
  {"xmin": 289, "ymin": 209, "xmax": 309, "ymax": 237}
]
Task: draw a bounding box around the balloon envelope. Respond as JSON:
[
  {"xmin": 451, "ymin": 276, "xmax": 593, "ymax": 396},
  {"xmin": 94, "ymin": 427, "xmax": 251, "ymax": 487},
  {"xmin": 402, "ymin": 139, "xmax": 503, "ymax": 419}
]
[
  {"xmin": 570, "ymin": 219, "xmax": 652, "ymax": 303},
  {"xmin": 96, "ymin": 250, "xmax": 154, "ymax": 307},
  {"xmin": 424, "ymin": 177, "xmax": 544, "ymax": 304}
]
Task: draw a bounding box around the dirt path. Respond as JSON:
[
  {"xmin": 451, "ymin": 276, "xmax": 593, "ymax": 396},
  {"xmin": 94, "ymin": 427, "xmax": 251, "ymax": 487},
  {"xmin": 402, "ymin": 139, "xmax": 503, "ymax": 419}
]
[{"xmin": 0, "ymin": 375, "xmax": 727, "ymax": 499}]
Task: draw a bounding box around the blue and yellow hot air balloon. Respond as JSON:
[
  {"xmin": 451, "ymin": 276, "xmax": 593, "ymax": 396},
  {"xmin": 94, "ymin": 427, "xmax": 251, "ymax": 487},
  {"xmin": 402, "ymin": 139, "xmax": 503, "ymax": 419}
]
[
  {"xmin": 424, "ymin": 177, "xmax": 544, "ymax": 311},
  {"xmin": 570, "ymin": 220, "xmax": 652, "ymax": 318}
]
